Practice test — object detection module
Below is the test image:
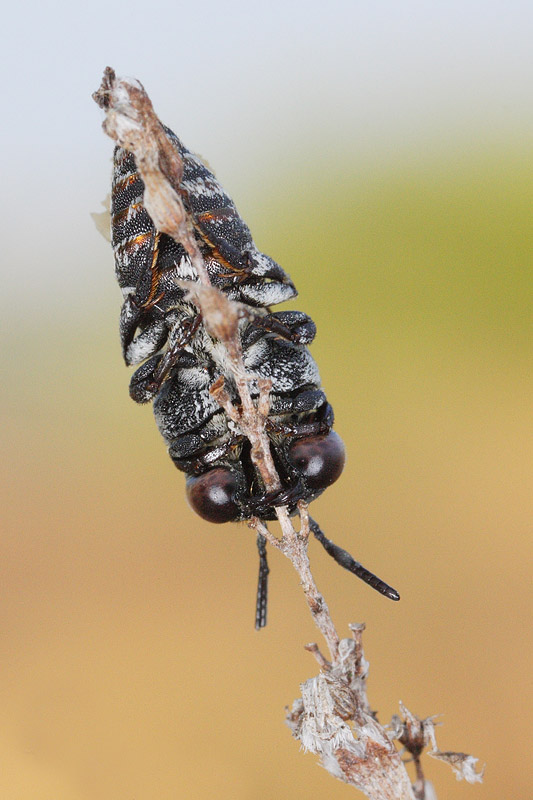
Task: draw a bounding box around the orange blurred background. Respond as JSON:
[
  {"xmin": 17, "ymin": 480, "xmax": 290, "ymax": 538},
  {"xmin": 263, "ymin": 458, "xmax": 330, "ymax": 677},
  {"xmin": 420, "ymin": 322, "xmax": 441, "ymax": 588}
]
[
  {"xmin": 2, "ymin": 2, "xmax": 532, "ymax": 798},
  {"xmin": 3, "ymin": 142, "xmax": 531, "ymax": 798}
]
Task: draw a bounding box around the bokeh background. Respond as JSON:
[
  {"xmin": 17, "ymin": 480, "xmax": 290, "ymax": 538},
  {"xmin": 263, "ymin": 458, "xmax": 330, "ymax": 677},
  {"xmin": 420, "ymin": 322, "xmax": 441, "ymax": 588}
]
[{"xmin": 2, "ymin": 1, "xmax": 531, "ymax": 798}]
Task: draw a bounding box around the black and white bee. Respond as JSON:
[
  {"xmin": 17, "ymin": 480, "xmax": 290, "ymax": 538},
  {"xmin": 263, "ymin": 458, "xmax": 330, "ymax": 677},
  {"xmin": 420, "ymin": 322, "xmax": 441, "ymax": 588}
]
[{"xmin": 110, "ymin": 126, "xmax": 399, "ymax": 626}]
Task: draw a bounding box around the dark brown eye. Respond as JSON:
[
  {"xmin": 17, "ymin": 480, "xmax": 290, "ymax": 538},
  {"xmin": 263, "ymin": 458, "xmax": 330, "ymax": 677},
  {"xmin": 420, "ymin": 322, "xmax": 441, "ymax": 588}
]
[
  {"xmin": 288, "ymin": 431, "xmax": 345, "ymax": 491},
  {"xmin": 186, "ymin": 468, "xmax": 240, "ymax": 523}
]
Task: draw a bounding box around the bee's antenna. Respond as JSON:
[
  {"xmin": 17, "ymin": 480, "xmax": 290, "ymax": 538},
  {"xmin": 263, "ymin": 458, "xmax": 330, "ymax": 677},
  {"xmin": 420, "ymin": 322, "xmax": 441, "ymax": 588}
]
[
  {"xmin": 309, "ymin": 518, "xmax": 400, "ymax": 601},
  {"xmin": 255, "ymin": 532, "xmax": 270, "ymax": 629}
]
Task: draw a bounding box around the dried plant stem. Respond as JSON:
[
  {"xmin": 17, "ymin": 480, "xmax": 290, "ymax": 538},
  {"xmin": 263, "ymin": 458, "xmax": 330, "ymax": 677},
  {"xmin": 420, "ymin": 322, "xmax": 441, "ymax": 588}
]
[
  {"xmin": 94, "ymin": 67, "xmax": 483, "ymax": 799},
  {"xmin": 250, "ymin": 509, "xmax": 340, "ymax": 659}
]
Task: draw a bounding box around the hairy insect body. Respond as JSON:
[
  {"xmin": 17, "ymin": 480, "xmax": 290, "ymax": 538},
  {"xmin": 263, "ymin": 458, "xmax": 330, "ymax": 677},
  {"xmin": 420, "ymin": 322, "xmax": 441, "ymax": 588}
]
[
  {"xmin": 111, "ymin": 127, "xmax": 344, "ymax": 525},
  {"xmin": 108, "ymin": 121, "xmax": 400, "ymax": 626}
]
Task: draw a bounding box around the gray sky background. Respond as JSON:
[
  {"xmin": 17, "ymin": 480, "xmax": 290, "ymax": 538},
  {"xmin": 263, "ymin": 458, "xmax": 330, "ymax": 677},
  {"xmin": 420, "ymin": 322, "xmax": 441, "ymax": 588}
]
[{"xmin": 2, "ymin": 0, "xmax": 532, "ymax": 318}]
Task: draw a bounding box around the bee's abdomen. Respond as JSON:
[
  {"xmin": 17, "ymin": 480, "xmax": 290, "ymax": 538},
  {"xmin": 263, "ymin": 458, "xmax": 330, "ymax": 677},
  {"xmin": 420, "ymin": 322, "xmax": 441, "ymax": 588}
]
[{"xmin": 111, "ymin": 147, "xmax": 156, "ymax": 291}]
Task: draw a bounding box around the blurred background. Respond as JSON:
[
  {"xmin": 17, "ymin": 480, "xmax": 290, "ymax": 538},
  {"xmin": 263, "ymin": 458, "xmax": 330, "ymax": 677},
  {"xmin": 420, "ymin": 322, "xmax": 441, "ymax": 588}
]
[{"xmin": 1, "ymin": 1, "xmax": 531, "ymax": 797}]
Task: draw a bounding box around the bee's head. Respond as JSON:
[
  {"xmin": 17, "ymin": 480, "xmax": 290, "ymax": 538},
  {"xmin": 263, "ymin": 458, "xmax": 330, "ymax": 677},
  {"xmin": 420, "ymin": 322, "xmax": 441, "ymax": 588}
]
[{"xmin": 185, "ymin": 431, "xmax": 345, "ymax": 523}]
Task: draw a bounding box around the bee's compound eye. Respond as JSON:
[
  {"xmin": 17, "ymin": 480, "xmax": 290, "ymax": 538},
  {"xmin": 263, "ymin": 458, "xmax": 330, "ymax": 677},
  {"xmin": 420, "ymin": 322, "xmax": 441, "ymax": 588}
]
[
  {"xmin": 288, "ymin": 431, "xmax": 346, "ymax": 491},
  {"xmin": 186, "ymin": 468, "xmax": 240, "ymax": 523}
]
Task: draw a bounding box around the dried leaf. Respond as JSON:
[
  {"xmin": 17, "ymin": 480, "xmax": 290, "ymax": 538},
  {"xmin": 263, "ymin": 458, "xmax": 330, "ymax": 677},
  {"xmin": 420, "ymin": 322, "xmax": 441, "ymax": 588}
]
[
  {"xmin": 91, "ymin": 197, "xmax": 111, "ymax": 242},
  {"xmin": 428, "ymin": 750, "xmax": 485, "ymax": 783}
]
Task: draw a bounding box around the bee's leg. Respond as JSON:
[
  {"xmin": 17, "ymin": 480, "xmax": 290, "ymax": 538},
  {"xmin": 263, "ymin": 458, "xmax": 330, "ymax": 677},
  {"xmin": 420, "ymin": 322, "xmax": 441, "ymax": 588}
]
[
  {"xmin": 255, "ymin": 532, "xmax": 269, "ymax": 630},
  {"xmin": 241, "ymin": 311, "xmax": 317, "ymax": 349},
  {"xmin": 265, "ymin": 397, "xmax": 334, "ymax": 439},
  {"xmin": 246, "ymin": 483, "xmax": 305, "ymax": 518},
  {"xmin": 151, "ymin": 314, "xmax": 202, "ymax": 387},
  {"xmin": 309, "ymin": 518, "xmax": 400, "ymax": 601},
  {"xmin": 193, "ymin": 219, "xmax": 296, "ymax": 306},
  {"xmin": 129, "ymin": 354, "xmax": 164, "ymax": 403},
  {"xmin": 269, "ymin": 389, "xmax": 329, "ymax": 415},
  {"xmin": 265, "ymin": 416, "xmax": 330, "ymax": 439},
  {"xmin": 120, "ymin": 295, "xmax": 167, "ymax": 366},
  {"xmin": 129, "ymin": 349, "xmax": 197, "ymax": 403},
  {"xmin": 168, "ymin": 431, "xmax": 244, "ymax": 474},
  {"xmin": 128, "ymin": 317, "xmax": 201, "ymax": 403}
]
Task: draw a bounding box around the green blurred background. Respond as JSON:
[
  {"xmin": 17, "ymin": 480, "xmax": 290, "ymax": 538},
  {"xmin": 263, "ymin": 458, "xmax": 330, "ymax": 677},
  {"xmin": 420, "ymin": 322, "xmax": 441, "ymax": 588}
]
[{"xmin": 2, "ymin": 1, "xmax": 532, "ymax": 798}]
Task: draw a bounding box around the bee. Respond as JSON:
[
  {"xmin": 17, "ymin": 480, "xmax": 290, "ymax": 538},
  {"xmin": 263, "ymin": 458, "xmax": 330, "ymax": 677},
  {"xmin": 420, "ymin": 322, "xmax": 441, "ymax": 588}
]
[{"xmin": 110, "ymin": 126, "xmax": 399, "ymax": 627}]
